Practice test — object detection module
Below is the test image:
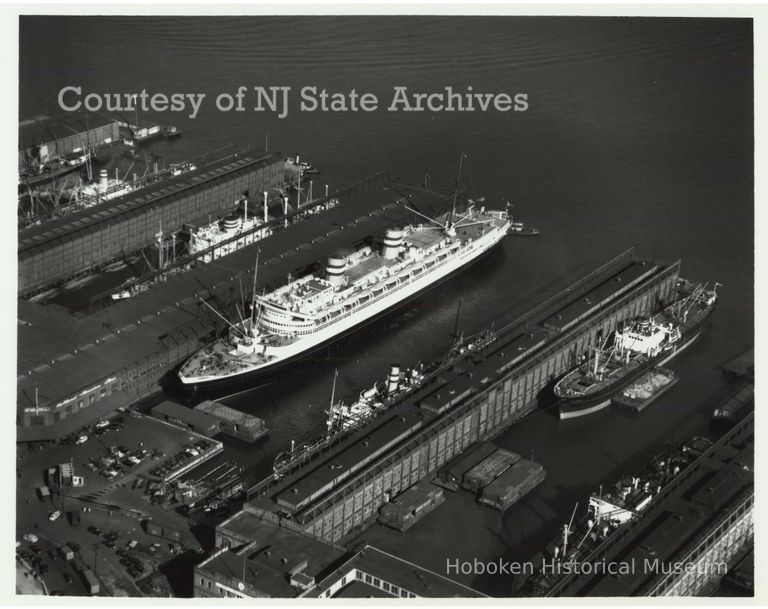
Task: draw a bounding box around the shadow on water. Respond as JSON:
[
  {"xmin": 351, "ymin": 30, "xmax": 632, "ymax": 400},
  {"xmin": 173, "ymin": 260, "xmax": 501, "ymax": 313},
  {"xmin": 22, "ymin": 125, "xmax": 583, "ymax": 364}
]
[{"xmin": 470, "ymin": 482, "xmax": 596, "ymax": 596}]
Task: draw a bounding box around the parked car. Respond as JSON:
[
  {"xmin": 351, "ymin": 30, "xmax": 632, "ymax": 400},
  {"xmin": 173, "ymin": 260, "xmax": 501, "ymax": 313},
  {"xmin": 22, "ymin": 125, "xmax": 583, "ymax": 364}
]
[
  {"xmin": 48, "ymin": 510, "xmax": 61, "ymax": 522},
  {"xmin": 75, "ymin": 435, "xmax": 88, "ymax": 445}
]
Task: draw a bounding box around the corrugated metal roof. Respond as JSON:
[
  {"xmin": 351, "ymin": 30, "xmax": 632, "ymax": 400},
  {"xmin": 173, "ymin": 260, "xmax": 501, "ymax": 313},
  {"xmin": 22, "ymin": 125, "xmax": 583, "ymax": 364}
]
[{"xmin": 19, "ymin": 148, "xmax": 278, "ymax": 255}]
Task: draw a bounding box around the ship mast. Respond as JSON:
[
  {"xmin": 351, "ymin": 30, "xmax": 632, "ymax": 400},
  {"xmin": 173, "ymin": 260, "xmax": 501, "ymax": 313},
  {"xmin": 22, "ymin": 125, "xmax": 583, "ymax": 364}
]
[
  {"xmin": 448, "ymin": 152, "xmax": 468, "ymax": 230},
  {"xmin": 249, "ymin": 249, "xmax": 260, "ymax": 335},
  {"xmin": 562, "ymin": 502, "xmax": 579, "ymax": 558},
  {"xmin": 326, "ymin": 369, "xmax": 340, "ymax": 432},
  {"xmin": 451, "ymin": 297, "xmax": 463, "ymax": 346},
  {"xmin": 329, "ymin": 368, "xmax": 338, "ymax": 409},
  {"xmin": 403, "ymin": 152, "xmax": 498, "ymax": 235},
  {"xmin": 197, "ymin": 296, "xmax": 246, "ymax": 338}
]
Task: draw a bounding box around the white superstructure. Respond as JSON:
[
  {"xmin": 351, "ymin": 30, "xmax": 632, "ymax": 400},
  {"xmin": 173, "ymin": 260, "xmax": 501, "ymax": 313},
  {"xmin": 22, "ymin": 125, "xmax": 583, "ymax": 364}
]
[
  {"xmin": 614, "ymin": 318, "xmax": 681, "ymax": 357},
  {"xmin": 179, "ymin": 200, "xmax": 511, "ymax": 386},
  {"xmin": 188, "ymin": 199, "xmax": 273, "ymax": 263}
]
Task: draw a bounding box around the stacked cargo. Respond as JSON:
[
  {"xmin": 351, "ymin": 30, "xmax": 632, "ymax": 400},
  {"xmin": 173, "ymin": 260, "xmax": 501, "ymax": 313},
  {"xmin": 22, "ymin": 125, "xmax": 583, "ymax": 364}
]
[
  {"xmin": 479, "ymin": 459, "xmax": 546, "ymax": 511},
  {"xmin": 462, "ymin": 449, "xmax": 521, "ymax": 493},
  {"xmin": 379, "ymin": 479, "xmax": 445, "ymax": 532},
  {"xmin": 435, "ymin": 441, "xmax": 498, "ymax": 491}
]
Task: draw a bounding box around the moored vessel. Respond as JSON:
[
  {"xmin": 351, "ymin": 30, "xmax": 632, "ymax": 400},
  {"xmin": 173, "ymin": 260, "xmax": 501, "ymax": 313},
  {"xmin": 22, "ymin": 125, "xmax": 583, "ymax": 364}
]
[
  {"xmin": 555, "ymin": 281, "xmax": 719, "ymax": 419},
  {"xmin": 516, "ymin": 435, "xmax": 712, "ymax": 596},
  {"xmin": 178, "ymin": 156, "xmax": 512, "ymax": 388}
]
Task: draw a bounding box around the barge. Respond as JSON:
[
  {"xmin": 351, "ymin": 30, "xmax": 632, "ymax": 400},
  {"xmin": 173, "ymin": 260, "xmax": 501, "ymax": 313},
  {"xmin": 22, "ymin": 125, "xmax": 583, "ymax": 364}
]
[
  {"xmin": 461, "ymin": 449, "xmax": 521, "ymax": 494},
  {"xmin": 612, "ymin": 367, "xmax": 678, "ymax": 412},
  {"xmin": 478, "ymin": 459, "xmax": 545, "ymax": 511}
]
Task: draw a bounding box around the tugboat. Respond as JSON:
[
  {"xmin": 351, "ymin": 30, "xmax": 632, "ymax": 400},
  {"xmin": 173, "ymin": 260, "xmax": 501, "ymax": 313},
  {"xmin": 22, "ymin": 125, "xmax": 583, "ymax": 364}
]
[
  {"xmin": 504, "ymin": 202, "xmax": 539, "ymax": 236},
  {"xmin": 555, "ymin": 281, "xmax": 719, "ymax": 419}
]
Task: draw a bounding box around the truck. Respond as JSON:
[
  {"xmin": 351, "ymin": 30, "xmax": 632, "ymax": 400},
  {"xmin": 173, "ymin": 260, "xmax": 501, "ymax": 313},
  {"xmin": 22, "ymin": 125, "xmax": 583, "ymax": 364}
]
[
  {"xmin": 58, "ymin": 545, "xmax": 74, "ymax": 561},
  {"xmin": 80, "ymin": 568, "xmax": 100, "ymax": 595},
  {"xmin": 37, "ymin": 486, "xmax": 51, "ymax": 501}
]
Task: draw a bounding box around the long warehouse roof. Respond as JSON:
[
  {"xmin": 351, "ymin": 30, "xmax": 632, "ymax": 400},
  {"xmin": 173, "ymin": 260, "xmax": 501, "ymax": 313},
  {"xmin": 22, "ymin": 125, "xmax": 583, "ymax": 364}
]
[
  {"xmin": 17, "ymin": 180, "xmax": 440, "ymax": 410},
  {"xmin": 19, "ymin": 147, "xmax": 278, "ymax": 255}
]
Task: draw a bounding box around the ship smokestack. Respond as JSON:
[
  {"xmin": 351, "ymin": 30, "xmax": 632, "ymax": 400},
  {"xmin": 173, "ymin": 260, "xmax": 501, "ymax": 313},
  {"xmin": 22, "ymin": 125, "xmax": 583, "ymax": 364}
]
[
  {"xmin": 387, "ymin": 364, "xmax": 401, "ymax": 395},
  {"xmin": 383, "ymin": 228, "xmax": 404, "ymax": 260},
  {"xmin": 99, "ymin": 168, "xmax": 108, "ymax": 190},
  {"xmin": 326, "ymin": 254, "xmax": 346, "ymax": 286}
]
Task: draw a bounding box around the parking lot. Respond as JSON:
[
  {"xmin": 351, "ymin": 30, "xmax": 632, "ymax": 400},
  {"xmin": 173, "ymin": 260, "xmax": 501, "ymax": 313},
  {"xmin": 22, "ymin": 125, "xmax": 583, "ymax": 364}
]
[{"xmin": 17, "ymin": 411, "xmax": 209, "ymax": 596}]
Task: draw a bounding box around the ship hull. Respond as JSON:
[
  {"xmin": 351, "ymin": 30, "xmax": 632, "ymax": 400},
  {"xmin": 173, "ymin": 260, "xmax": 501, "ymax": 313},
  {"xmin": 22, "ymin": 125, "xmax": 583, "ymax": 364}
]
[
  {"xmin": 178, "ymin": 239, "xmax": 503, "ymax": 395},
  {"xmin": 557, "ymin": 304, "xmax": 713, "ymax": 419}
]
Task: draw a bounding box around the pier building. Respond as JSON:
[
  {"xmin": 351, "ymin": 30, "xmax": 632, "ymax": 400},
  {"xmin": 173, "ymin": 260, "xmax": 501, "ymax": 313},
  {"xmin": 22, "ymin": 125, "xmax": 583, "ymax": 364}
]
[
  {"xmin": 234, "ymin": 250, "xmax": 681, "ymax": 545},
  {"xmin": 19, "ymin": 147, "xmax": 283, "ymax": 295}
]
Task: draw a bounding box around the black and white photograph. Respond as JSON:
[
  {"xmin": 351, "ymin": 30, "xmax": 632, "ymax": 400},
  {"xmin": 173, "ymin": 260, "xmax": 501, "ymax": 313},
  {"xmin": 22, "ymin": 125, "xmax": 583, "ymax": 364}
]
[{"xmin": 12, "ymin": 8, "xmax": 756, "ymax": 601}]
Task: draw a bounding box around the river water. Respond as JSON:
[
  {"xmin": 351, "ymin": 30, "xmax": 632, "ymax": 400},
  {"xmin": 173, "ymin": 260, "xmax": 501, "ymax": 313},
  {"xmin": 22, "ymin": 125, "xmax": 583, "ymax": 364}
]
[{"xmin": 20, "ymin": 16, "xmax": 753, "ymax": 595}]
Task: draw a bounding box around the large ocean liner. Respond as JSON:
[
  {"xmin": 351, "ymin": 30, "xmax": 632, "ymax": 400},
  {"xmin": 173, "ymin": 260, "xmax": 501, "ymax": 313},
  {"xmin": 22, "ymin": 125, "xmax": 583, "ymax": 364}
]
[
  {"xmin": 179, "ymin": 167, "xmax": 513, "ymax": 388},
  {"xmin": 554, "ymin": 280, "xmax": 718, "ymax": 419}
]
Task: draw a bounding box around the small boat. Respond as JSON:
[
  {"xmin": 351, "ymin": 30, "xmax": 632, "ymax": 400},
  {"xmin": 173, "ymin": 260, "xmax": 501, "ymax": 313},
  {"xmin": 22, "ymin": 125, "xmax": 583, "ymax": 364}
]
[
  {"xmin": 162, "ymin": 125, "xmax": 182, "ymax": 138},
  {"xmin": 508, "ymin": 221, "xmax": 539, "ymax": 236},
  {"xmin": 504, "ymin": 202, "xmax": 539, "ymax": 236}
]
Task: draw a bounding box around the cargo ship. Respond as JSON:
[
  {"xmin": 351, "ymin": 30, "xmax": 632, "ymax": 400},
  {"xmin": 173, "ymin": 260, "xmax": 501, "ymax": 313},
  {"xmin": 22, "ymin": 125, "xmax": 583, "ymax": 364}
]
[
  {"xmin": 178, "ymin": 178, "xmax": 512, "ymax": 388},
  {"xmin": 188, "ymin": 194, "xmax": 339, "ymax": 263},
  {"xmin": 274, "ymin": 328, "xmax": 497, "ymax": 478},
  {"xmin": 517, "ymin": 436, "xmax": 712, "ymax": 596},
  {"xmin": 325, "ymin": 364, "xmax": 426, "ymax": 432},
  {"xmin": 555, "ymin": 281, "xmax": 718, "ymax": 419},
  {"xmin": 188, "ymin": 197, "xmax": 275, "ymax": 263}
]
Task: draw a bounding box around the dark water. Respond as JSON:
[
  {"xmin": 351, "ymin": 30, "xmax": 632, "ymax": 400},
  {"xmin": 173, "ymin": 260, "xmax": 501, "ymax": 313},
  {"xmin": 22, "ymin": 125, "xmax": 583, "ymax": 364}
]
[{"xmin": 20, "ymin": 16, "xmax": 753, "ymax": 592}]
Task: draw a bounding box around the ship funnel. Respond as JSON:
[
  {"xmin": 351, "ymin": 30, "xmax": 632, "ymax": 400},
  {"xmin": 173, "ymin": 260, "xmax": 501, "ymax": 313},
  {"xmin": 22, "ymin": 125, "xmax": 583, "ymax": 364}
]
[
  {"xmin": 383, "ymin": 228, "xmax": 404, "ymax": 260},
  {"xmin": 387, "ymin": 364, "xmax": 401, "ymax": 395},
  {"xmin": 222, "ymin": 214, "xmax": 240, "ymax": 231},
  {"xmin": 99, "ymin": 168, "xmax": 108, "ymax": 189},
  {"xmin": 326, "ymin": 254, "xmax": 347, "ymax": 286}
]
